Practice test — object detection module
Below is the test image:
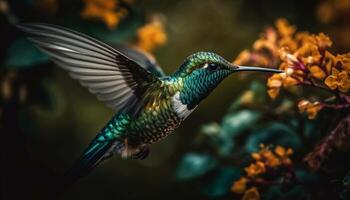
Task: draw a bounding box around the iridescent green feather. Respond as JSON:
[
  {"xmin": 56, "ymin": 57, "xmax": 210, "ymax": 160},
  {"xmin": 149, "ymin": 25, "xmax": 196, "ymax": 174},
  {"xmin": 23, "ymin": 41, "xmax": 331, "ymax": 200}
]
[{"xmin": 18, "ymin": 23, "xmax": 249, "ymax": 183}]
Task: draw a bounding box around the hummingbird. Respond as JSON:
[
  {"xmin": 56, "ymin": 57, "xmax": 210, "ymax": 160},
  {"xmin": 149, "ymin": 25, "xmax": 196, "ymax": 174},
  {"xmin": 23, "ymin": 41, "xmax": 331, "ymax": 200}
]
[{"xmin": 17, "ymin": 23, "xmax": 282, "ymax": 182}]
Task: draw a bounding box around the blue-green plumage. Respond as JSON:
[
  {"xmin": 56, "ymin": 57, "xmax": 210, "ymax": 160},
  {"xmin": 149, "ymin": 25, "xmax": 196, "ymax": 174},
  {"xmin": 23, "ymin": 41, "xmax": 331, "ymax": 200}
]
[{"xmin": 18, "ymin": 23, "xmax": 282, "ymax": 182}]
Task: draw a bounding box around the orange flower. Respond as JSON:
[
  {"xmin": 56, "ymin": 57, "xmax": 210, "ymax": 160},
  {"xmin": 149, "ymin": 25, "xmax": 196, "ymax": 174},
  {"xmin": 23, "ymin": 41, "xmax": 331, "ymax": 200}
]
[
  {"xmin": 81, "ymin": 0, "xmax": 128, "ymax": 29},
  {"xmin": 234, "ymin": 18, "xmax": 349, "ymax": 119},
  {"xmin": 309, "ymin": 65, "xmax": 326, "ymax": 80},
  {"xmin": 251, "ymin": 152, "xmax": 261, "ymax": 161},
  {"xmin": 278, "ymin": 37, "xmax": 297, "ymax": 51},
  {"xmin": 232, "ymin": 145, "xmax": 294, "ymax": 198},
  {"xmin": 245, "ymin": 161, "xmax": 266, "ymax": 177},
  {"xmin": 106, "ymin": 10, "xmax": 126, "ymax": 28},
  {"xmin": 253, "ymin": 145, "xmax": 294, "ymax": 168},
  {"xmin": 295, "ymin": 42, "xmax": 321, "ymax": 64},
  {"xmin": 275, "ymin": 18, "xmax": 295, "ymax": 37},
  {"xmin": 316, "ymin": 1, "xmax": 334, "ymax": 23},
  {"xmin": 267, "ymin": 67, "xmax": 302, "ymax": 99},
  {"xmin": 136, "ymin": 17, "xmax": 167, "ymax": 53},
  {"xmin": 336, "ymin": 53, "xmax": 350, "ymax": 72},
  {"xmin": 267, "ymin": 85, "xmax": 280, "ymax": 99},
  {"xmin": 261, "ymin": 149, "xmax": 281, "ymax": 168},
  {"xmin": 307, "ymin": 102, "xmax": 321, "ymax": 119},
  {"xmin": 316, "ymin": 0, "xmax": 350, "ymax": 24},
  {"xmin": 297, "ymin": 99, "xmax": 309, "ymax": 113},
  {"xmin": 253, "ymin": 38, "xmax": 277, "ymax": 53},
  {"xmin": 297, "ymin": 100, "xmax": 324, "ymax": 119},
  {"xmin": 315, "ymin": 33, "xmax": 332, "ymax": 49},
  {"xmin": 242, "ymin": 187, "xmax": 260, "ymax": 200},
  {"xmin": 324, "ymin": 68, "xmax": 350, "ymax": 92},
  {"xmin": 0, "ymin": 0, "xmax": 8, "ymax": 14},
  {"xmin": 267, "ymin": 74, "xmax": 283, "ymax": 99},
  {"xmin": 234, "ymin": 50, "xmax": 251, "ymax": 65},
  {"xmin": 240, "ymin": 90, "xmax": 255, "ymax": 105},
  {"xmin": 274, "ymin": 145, "xmax": 293, "ymax": 165},
  {"xmin": 253, "ymin": 27, "xmax": 278, "ymax": 54},
  {"xmin": 275, "ymin": 145, "xmax": 293, "ymax": 157},
  {"xmin": 231, "ymin": 177, "xmax": 248, "ymax": 194},
  {"xmin": 283, "ymin": 76, "xmax": 299, "ymax": 87},
  {"xmin": 267, "ymin": 74, "xmax": 283, "ymax": 88},
  {"xmin": 322, "ymin": 51, "xmax": 337, "ymax": 74}
]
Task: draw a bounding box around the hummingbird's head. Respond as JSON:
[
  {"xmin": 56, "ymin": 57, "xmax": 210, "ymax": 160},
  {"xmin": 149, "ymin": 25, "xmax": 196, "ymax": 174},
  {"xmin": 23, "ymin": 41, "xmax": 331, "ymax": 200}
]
[{"xmin": 172, "ymin": 52, "xmax": 282, "ymax": 109}]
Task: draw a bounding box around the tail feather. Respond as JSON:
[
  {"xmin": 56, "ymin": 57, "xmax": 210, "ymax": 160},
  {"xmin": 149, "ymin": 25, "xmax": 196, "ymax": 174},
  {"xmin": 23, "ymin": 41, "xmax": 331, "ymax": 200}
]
[
  {"xmin": 63, "ymin": 141, "xmax": 114, "ymax": 184},
  {"xmin": 45, "ymin": 141, "xmax": 115, "ymax": 199}
]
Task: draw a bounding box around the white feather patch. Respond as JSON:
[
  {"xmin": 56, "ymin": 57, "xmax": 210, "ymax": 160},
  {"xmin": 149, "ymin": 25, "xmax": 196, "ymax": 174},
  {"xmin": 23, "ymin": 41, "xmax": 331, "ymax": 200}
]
[
  {"xmin": 51, "ymin": 44, "xmax": 78, "ymax": 53},
  {"xmin": 171, "ymin": 92, "xmax": 197, "ymax": 119}
]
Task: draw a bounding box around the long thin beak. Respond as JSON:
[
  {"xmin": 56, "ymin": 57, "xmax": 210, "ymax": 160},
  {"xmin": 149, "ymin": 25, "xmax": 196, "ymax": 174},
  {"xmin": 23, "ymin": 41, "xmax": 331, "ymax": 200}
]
[{"xmin": 232, "ymin": 65, "xmax": 283, "ymax": 73}]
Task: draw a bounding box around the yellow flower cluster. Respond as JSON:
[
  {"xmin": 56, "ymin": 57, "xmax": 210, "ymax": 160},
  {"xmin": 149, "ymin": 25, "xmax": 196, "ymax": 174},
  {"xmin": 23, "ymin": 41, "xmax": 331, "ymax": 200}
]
[
  {"xmin": 297, "ymin": 100, "xmax": 324, "ymax": 120},
  {"xmin": 272, "ymin": 24, "xmax": 350, "ymax": 97},
  {"xmin": 135, "ymin": 17, "xmax": 167, "ymax": 53},
  {"xmin": 325, "ymin": 67, "xmax": 350, "ymax": 93},
  {"xmin": 317, "ymin": 0, "xmax": 350, "ymax": 24},
  {"xmin": 316, "ymin": 0, "xmax": 350, "ymax": 49},
  {"xmin": 81, "ymin": 0, "xmax": 129, "ymax": 29},
  {"xmin": 242, "ymin": 187, "xmax": 260, "ymax": 200},
  {"xmin": 234, "ymin": 18, "xmax": 350, "ymax": 101},
  {"xmin": 0, "ymin": 0, "xmax": 8, "ymax": 14},
  {"xmin": 231, "ymin": 144, "xmax": 293, "ymax": 200}
]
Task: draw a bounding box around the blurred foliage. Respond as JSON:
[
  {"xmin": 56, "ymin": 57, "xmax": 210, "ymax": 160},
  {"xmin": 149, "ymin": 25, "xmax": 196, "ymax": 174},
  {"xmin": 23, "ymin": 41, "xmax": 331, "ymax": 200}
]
[
  {"xmin": 244, "ymin": 123, "xmax": 301, "ymax": 152},
  {"xmin": 1, "ymin": 0, "xmax": 350, "ymax": 200},
  {"xmin": 176, "ymin": 153, "xmax": 218, "ymax": 180},
  {"xmin": 175, "ymin": 17, "xmax": 349, "ymax": 200},
  {"xmin": 5, "ymin": 37, "xmax": 49, "ymax": 68},
  {"xmin": 316, "ymin": 0, "xmax": 350, "ymax": 51}
]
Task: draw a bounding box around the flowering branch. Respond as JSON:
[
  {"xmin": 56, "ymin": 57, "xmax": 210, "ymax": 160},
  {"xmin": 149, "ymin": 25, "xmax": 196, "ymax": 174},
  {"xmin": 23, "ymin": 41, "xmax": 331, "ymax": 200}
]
[{"xmin": 304, "ymin": 114, "xmax": 350, "ymax": 170}]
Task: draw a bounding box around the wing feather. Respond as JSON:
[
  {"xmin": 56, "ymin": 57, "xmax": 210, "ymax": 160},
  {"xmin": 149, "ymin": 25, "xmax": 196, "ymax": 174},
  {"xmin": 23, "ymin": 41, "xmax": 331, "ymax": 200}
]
[
  {"xmin": 17, "ymin": 23, "xmax": 161, "ymax": 116},
  {"xmin": 113, "ymin": 44, "xmax": 166, "ymax": 77}
]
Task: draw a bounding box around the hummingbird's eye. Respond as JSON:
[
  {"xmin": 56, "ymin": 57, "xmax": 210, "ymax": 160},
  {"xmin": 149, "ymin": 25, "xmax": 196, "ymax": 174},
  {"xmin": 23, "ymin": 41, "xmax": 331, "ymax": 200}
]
[{"xmin": 208, "ymin": 63, "xmax": 219, "ymax": 71}]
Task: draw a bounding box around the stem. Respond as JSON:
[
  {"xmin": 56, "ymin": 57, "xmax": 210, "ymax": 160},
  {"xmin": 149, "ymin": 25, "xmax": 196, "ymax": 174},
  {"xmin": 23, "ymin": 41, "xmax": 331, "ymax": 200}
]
[
  {"xmin": 304, "ymin": 114, "xmax": 350, "ymax": 170},
  {"xmin": 301, "ymin": 80, "xmax": 339, "ymax": 95},
  {"xmin": 322, "ymin": 103, "xmax": 350, "ymax": 110}
]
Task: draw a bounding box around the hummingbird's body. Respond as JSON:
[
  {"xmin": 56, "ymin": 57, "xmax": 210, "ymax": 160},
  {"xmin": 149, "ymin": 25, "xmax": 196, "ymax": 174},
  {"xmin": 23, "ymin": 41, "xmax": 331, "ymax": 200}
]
[
  {"xmin": 84, "ymin": 52, "xmax": 232, "ymax": 163},
  {"xmin": 18, "ymin": 23, "xmax": 281, "ymax": 181}
]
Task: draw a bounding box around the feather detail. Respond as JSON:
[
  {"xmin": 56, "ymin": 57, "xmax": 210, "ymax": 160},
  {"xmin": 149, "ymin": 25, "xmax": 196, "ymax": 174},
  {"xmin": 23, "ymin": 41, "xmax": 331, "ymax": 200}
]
[
  {"xmin": 171, "ymin": 92, "xmax": 197, "ymax": 119},
  {"xmin": 17, "ymin": 23, "xmax": 162, "ymax": 116}
]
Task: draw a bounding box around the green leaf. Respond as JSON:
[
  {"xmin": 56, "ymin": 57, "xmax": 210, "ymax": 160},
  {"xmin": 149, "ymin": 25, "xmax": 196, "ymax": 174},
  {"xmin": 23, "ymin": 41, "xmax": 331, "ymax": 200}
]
[
  {"xmin": 263, "ymin": 185, "xmax": 307, "ymax": 200},
  {"xmin": 340, "ymin": 172, "xmax": 350, "ymax": 200},
  {"xmin": 245, "ymin": 123, "xmax": 301, "ymax": 152},
  {"xmin": 220, "ymin": 110, "xmax": 261, "ymax": 138},
  {"xmin": 303, "ymin": 120, "xmax": 322, "ymax": 139},
  {"xmin": 200, "ymin": 122, "xmax": 221, "ymax": 136},
  {"xmin": 201, "ymin": 167, "xmax": 241, "ymax": 197},
  {"xmin": 230, "ymin": 81, "xmax": 267, "ymax": 110},
  {"xmin": 343, "ymin": 172, "xmax": 350, "ymax": 187},
  {"xmin": 250, "ymin": 81, "xmax": 266, "ymax": 101},
  {"xmin": 176, "ymin": 153, "xmax": 218, "ymax": 180},
  {"xmin": 262, "ymin": 185, "xmax": 283, "ymax": 200},
  {"xmin": 295, "ymin": 169, "xmax": 319, "ymax": 183},
  {"xmin": 214, "ymin": 136, "xmax": 235, "ymax": 156},
  {"xmin": 282, "ymin": 185, "xmax": 307, "ymax": 199},
  {"xmin": 5, "ymin": 38, "xmax": 49, "ymax": 68},
  {"xmin": 203, "ymin": 110, "xmax": 260, "ymax": 156}
]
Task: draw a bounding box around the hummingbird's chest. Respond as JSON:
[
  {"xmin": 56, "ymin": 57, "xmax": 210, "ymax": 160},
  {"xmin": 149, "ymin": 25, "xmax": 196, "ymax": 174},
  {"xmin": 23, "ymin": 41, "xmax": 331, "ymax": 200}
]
[{"xmin": 126, "ymin": 91, "xmax": 196, "ymax": 145}]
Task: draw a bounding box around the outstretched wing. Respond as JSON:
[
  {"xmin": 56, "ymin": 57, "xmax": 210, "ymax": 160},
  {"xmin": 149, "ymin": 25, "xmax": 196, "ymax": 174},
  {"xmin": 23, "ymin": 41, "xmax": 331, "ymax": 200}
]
[
  {"xmin": 113, "ymin": 44, "xmax": 166, "ymax": 77},
  {"xmin": 17, "ymin": 23, "xmax": 161, "ymax": 116}
]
